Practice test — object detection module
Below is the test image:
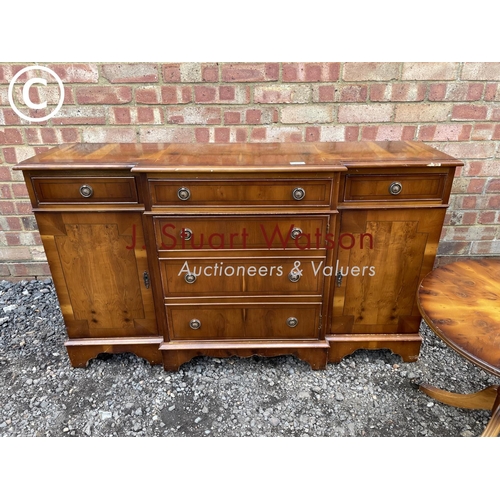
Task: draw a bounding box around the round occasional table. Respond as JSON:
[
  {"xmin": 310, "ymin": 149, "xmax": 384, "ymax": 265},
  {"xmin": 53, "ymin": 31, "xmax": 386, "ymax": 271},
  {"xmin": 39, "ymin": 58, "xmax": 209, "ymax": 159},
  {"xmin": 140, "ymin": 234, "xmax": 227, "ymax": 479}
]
[{"xmin": 417, "ymin": 258, "xmax": 500, "ymax": 437}]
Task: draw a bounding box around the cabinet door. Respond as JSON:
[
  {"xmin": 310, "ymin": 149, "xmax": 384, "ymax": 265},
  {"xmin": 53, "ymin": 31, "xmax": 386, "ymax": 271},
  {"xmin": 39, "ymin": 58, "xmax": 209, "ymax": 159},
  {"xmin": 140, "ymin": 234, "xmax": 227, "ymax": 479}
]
[
  {"xmin": 331, "ymin": 208, "xmax": 446, "ymax": 334},
  {"xmin": 35, "ymin": 212, "xmax": 157, "ymax": 338}
]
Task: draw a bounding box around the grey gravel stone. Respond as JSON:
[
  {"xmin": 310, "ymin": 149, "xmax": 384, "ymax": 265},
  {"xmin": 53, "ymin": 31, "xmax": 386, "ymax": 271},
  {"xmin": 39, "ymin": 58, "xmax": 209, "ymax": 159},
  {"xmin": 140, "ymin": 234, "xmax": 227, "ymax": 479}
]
[{"xmin": 0, "ymin": 278, "xmax": 498, "ymax": 437}]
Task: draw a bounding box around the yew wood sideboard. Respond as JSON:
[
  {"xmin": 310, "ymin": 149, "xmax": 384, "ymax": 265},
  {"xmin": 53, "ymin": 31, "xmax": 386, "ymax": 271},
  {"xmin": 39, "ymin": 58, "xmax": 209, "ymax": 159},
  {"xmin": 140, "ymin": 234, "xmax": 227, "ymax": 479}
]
[{"xmin": 15, "ymin": 142, "xmax": 462, "ymax": 371}]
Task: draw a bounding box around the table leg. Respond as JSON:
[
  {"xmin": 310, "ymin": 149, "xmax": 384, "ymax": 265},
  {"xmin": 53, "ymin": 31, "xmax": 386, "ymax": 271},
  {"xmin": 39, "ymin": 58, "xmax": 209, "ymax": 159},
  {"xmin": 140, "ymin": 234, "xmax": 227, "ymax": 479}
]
[{"xmin": 420, "ymin": 384, "xmax": 500, "ymax": 437}]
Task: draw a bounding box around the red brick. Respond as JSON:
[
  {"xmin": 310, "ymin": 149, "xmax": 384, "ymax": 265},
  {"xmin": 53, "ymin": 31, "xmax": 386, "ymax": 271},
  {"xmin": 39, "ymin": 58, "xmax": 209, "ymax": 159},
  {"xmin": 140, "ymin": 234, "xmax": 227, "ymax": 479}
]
[
  {"xmin": 361, "ymin": 125, "xmax": 416, "ymax": 141},
  {"xmin": 195, "ymin": 86, "xmax": 217, "ymax": 102},
  {"xmin": 283, "ymin": 63, "xmax": 340, "ymax": 82},
  {"xmin": 47, "ymin": 63, "xmax": 98, "ymax": 83},
  {"xmin": 0, "ymin": 216, "xmax": 22, "ymax": 230},
  {"xmin": 339, "ymin": 85, "xmax": 368, "ymax": 102},
  {"xmin": 339, "ymin": 104, "xmax": 393, "ymax": 123},
  {"xmin": 222, "ymin": 63, "xmax": 279, "ymax": 82},
  {"xmin": 462, "ymin": 212, "xmax": 478, "ymax": 225},
  {"xmin": 137, "ymin": 107, "xmax": 162, "ymax": 124},
  {"xmin": 345, "ymin": 126, "xmax": 359, "ymax": 141},
  {"xmin": 195, "ymin": 128, "xmax": 210, "ymax": 143},
  {"xmin": 488, "ymin": 195, "xmax": 500, "ymax": 209},
  {"xmin": 161, "ymin": 86, "xmax": 192, "ymax": 104},
  {"xmin": 11, "ymin": 183, "xmax": 28, "ymax": 198},
  {"xmin": 224, "ymin": 111, "xmax": 241, "ymax": 125},
  {"xmin": 438, "ymin": 142, "xmax": 497, "ymax": 159},
  {"xmin": 390, "ymin": 83, "xmax": 426, "ymax": 101},
  {"xmin": 165, "ymin": 106, "xmax": 220, "ymax": 125},
  {"xmin": 250, "ymin": 128, "xmax": 267, "ymax": 141},
  {"xmin": 485, "ymin": 83, "xmax": 499, "ymax": 101},
  {"xmin": 112, "ymin": 108, "xmax": 131, "ymax": 124},
  {"xmin": 15, "ymin": 201, "xmax": 34, "ymax": 214},
  {"xmin": 235, "ymin": 129, "xmax": 247, "ymax": 142},
  {"xmin": 436, "ymin": 241, "xmax": 471, "ymax": 255},
  {"xmin": 471, "ymin": 124, "xmax": 496, "ymax": 141},
  {"xmin": 317, "ymin": 85, "xmax": 336, "ymax": 102},
  {"xmin": 464, "ymin": 160, "xmax": 500, "ymax": 176},
  {"xmin": 0, "ymin": 108, "xmax": 21, "ymax": 125},
  {"xmin": 494, "ymin": 125, "xmax": 500, "ymax": 140},
  {"xmin": 163, "ymin": 64, "xmax": 181, "ymax": 82},
  {"xmin": 8, "ymin": 262, "xmax": 51, "ymax": 278},
  {"xmin": 0, "ymin": 183, "xmax": 12, "ymax": 198},
  {"xmin": 429, "ymin": 83, "xmax": 446, "ymax": 101},
  {"xmin": 370, "ymin": 84, "xmax": 389, "ymax": 101},
  {"xmin": 418, "ymin": 124, "xmax": 471, "ymax": 141},
  {"xmin": 486, "ymin": 179, "xmax": 500, "ymax": 193},
  {"xmin": 0, "ymin": 166, "xmax": 12, "ymax": 181},
  {"xmin": 201, "ymin": 64, "xmax": 219, "ymax": 82},
  {"xmin": 214, "ymin": 128, "xmax": 230, "ymax": 143},
  {"xmin": 472, "ymin": 241, "xmax": 500, "ymax": 255},
  {"xmin": 245, "ymin": 109, "xmax": 261, "ymax": 124},
  {"xmin": 102, "ymin": 63, "xmax": 158, "ymax": 83},
  {"xmin": 0, "ymin": 129, "xmax": 23, "ymax": 145},
  {"xmin": 76, "ymin": 86, "xmax": 132, "ymax": 104},
  {"xmin": 135, "ymin": 87, "xmax": 160, "ymax": 104},
  {"xmin": 452, "ymin": 104, "xmax": 487, "ymax": 120},
  {"xmin": 402, "ymin": 62, "xmax": 458, "ymax": 80},
  {"xmin": 478, "ymin": 211, "xmax": 497, "ymax": 224},
  {"xmin": 343, "ymin": 63, "xmax": 400, "ymax": 81},
  {"xmin": 461, "ymin": 63, "xmax": 500, "ymax": 80},
  {"xmin": 0, "ymin": 246, "xmax": 32, "ymax": 261},
  {"xmin": 305, "ymin": 127, "xmax": 320, "ymax": 142},
  {"xmin": 467, "ymin": 179, "xmax": 486, "ymax": 193}
]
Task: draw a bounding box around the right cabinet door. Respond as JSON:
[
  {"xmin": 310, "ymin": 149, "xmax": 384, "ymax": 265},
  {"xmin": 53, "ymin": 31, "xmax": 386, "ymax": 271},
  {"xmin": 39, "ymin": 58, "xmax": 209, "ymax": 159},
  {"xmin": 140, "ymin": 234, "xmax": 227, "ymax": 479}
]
[{"xmin": 331, "ymin": 207, "xmax": 446, "ymax": 335}]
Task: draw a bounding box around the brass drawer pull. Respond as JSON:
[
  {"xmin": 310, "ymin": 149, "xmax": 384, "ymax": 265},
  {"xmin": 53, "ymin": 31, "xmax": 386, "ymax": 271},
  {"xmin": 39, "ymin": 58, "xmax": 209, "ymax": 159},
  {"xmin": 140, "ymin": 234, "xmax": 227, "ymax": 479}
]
[
  {"xmin": 177, "ymin": 187, "xmax": 191, "ymax": 200},
  {"xmin": 286, "ymin": 317, "xmax": 298, "ymax": 328},
  {"xmin": 180, "ymin": 228, "xmax": 193, "ymax": 240},
  {"xmin": 389, "ymin": 182, "xmax": 402, "ymax": 195},
  {"xmin": 288, "ymin": 271, "xmax": 301, "ymax": 283},
  {"xmin": 189, "ymin": 319, "xmax": 201, "ymax": 330},
  {"xmin": 79, "ymin": 184, "xmax": 94, "ymax": 198},
  {"xmin": 290, "ymin": 227, "xmax": 302, "ymax": 240},
  {"xmin": 184, "ymin": 273, "xmax": 197, "ymax": 284},
  {"xmin": 292, "ymin": 187, "xmax": 306, "ymax": 200}
]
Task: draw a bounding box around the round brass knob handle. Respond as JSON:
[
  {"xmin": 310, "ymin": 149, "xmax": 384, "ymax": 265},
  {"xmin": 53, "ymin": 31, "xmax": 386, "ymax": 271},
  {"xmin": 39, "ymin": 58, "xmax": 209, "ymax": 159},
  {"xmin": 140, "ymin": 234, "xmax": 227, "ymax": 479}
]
[
  {"xmin": 189, "ymin": 319, "xmax": 201, "ymax": 330},
  {"xmin": 286, "ymin": 317, "xmax": 298, "ymax": 328},
  {"xmin": 180, "ymin": 228, "xmax": 193, "ymax": 240},
  {"xmin": 79, "ymin": 185, "xmax": 94, "ymax": 198},
  {"xmin": 389, "ymin": 182, "xmax": 402, "ymax": 196},
  {"xmin": 184, "ymin": 273, "xmax": 197, "ymax": 284},
  {"xmin": 292, "ymin": 187, "xmax": 306, "ymax": 201},
  {"xmin": 290, "ymin": 227, "xmax": 302, "ymax": 240},
  {"xmin": 288, "ymin": 271, "xmax": 301, "ymax": 283},
  {"xmin": 177, "ymin": 187, "xmax": 191, "ymax": 200}
]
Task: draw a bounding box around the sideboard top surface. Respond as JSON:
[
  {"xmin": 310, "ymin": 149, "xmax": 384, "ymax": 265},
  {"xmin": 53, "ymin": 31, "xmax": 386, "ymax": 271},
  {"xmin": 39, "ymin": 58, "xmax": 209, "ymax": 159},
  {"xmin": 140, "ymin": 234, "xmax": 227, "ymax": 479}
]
[{"xmin": 15, "ymin": 141, "xmax": 463, "ymax": 172}]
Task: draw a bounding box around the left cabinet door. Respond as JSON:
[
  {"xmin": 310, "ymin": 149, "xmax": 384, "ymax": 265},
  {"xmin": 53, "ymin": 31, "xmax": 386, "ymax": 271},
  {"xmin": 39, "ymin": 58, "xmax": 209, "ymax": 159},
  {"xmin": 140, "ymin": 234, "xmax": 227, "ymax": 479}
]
[{"xmin": 35, "ymin": 211, "xmax": 158, "ymax": 338}]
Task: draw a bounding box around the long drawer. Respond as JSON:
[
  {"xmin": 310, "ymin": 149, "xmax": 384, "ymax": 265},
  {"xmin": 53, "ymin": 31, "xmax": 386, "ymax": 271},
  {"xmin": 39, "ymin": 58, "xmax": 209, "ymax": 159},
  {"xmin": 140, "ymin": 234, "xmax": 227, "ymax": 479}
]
[
  {"xmin": 166, "ymin": 303, "xmax": 322, "ymax": 340},
  {"xmin": 154, "ymin": 215, "xmax": 331, "ymax": 252},
  {"xmin": 159, "ymin": 257, "xmax": 326, "ymax": 297},
  {"xmin": 149, "ymin": 178, "xmax": 332, "ymax": 208}
]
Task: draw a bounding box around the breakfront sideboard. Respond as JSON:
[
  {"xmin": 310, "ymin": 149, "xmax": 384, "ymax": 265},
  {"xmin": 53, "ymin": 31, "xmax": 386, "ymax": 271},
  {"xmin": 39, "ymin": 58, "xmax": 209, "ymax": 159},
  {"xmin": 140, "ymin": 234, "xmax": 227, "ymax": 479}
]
[{"xmin": 15, "ymin": 142, "xmax": 462, "ymax": 371}]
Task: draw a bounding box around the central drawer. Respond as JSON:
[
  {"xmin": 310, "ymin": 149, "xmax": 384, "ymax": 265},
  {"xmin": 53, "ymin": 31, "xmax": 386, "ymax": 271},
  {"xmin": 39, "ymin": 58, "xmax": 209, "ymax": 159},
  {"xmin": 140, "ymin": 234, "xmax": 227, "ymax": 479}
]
[
  {"xmin": 160, "ymin": 257, "xmax": 325, "ymax": 297},
  {"xmin": 154, "ymin": 215, "xmax": 331, "ymax": 252},
  {"xmin": 149, "ymin": 178, "xmax": 332, "ymax": 207},
  {"xmin": 166, "ymin": 303, "xmax": 322, "ymax": 340}
]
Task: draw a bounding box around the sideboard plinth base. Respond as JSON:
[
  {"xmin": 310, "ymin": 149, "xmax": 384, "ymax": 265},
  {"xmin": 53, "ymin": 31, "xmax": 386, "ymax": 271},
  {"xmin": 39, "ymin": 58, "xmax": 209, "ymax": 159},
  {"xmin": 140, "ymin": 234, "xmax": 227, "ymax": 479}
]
[{"xmin": 326, "ymin": 334, "xmax": 422, "ymax": 364}]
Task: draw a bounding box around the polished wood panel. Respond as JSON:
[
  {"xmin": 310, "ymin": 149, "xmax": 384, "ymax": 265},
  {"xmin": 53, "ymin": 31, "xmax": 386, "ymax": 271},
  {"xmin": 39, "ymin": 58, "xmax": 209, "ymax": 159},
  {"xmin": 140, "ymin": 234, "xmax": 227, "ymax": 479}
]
[
  {"xmin": 32, "ymin": 176, "xmax": 138, "ymax": 204},
  {"xmin": 149, "ymin": 179, "xmax": 332, "ymax": 207},
  {"xmin": 160, "ymin": 257, "xmax": 325, "ymax": 297},
  {"xmin": 35, "ymin": 211, "xmax": 157, "ymax": 339},
  {"xmin": 343, "ymin": 173, "xmax": 447, "ymax": 203},
  {"xmin": 166, "ymin": 303, "xmax": 321, "ymax": 340}
]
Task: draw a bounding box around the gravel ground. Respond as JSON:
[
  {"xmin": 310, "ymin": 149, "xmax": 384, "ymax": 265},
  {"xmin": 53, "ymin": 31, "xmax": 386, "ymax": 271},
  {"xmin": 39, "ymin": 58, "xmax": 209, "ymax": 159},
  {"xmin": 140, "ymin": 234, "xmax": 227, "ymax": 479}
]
[{"xmin": 1, "ymin": 278, "xmax": 498, "ymax": 438}]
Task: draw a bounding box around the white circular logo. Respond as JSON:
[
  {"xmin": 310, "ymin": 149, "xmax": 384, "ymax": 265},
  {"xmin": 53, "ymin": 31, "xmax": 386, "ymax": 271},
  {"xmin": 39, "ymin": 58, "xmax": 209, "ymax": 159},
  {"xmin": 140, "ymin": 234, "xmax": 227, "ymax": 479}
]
[{"xmin": 8, "ymin": 65, "xmax": 65, "ymax": 123}]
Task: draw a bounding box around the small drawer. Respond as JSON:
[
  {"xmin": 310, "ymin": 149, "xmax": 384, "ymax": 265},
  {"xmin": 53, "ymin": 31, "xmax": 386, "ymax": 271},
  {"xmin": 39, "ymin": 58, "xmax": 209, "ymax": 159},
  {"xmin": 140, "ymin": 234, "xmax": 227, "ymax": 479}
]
[
  {"xmin": 166, "ymin": 303, "xmax": 321, "ymax": 340},
  {"xmin": 32, "ymin": 176, "xmax": 139, "ymax": 204},
  {"xmin": 154, "ymin": 215, "xmax": 330, "ymax": 251},
  {"xmin": 149, "ymin": 179, "xmax": 332, "ymax": 207},
  {"xmin": 343, "ymin": 173, "xmax": 447, "ymax": 203},
  {"xmin": 160, "ymin": 257, "xmax": 325, "ymax": 297}
]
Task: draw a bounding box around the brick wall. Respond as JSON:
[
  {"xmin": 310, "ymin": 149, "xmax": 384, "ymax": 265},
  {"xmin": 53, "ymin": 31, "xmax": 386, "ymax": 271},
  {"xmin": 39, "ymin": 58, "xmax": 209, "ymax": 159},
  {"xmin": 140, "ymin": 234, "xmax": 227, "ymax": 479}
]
[{"xmin": 1, "ymin": 62, "xmax": 499, "ymax": 280}]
